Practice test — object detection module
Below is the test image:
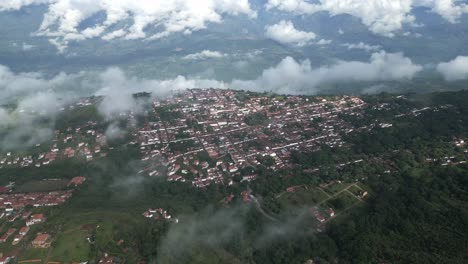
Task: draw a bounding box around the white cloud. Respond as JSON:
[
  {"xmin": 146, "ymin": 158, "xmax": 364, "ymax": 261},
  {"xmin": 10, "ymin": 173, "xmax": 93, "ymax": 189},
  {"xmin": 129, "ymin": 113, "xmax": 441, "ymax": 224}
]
[
  {"xmin": 0, "ymin": 0, "xmax": 54, "ymax": 11},
  {"xmin": 0, "ymin": 64, "xmax": 89, "ymax": 103},
  {"xmin": 1, "ymin": 0, "xmax": 256, "ymax": 51},
  {"xmin": 182, "ymin": 50, "xmax": 227, "ymax": 60},
  {"xmin": 341, "ymin": 42, "xmax": 381, "ymax": 52},
  {"xmin": 95, "ymin": 67, "xmax": 226, "ymax": 118},
  {"xmin": 265, "ymin": 20, "xmax": 316, "ymax": 46},
  {"xmin": 266, "ymin": 0, "xmax": 468, "ymax": 37},
  {"xmin": 415, "ymin": 0, "xmax": 468, "ymax": 23},
  {"xmin": 316, "ymin": 39, "xmax": 332, "ymax": 45},
  {"xmin": 22, "ymin": 43, "xmax": 36, "ymax": 50},
  {"xmin": 436, "ymin": 56, "xmax": 468, "ymax": 81},
  {"xmin": 0, "ymin": 64, "xmax": 92, "ymax": 149},
  {"xmin": 232, "ymin": 51, "xmax": 423, "ymax": 94}
]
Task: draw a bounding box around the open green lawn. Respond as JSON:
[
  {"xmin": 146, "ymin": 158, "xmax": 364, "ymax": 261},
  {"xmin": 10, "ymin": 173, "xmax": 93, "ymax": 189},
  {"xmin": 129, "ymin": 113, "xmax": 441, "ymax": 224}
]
[
  {"xmin": 49, "ymin": 227, "xmax": 90, "ymax": 262},
  {"xmin": 18, "ymin": 248, "xmax": 49, "ymax": 261},
  {"xmin": 44, "ymin": 209, "xmax": 146, "ymax": 261},
  {"xmin": 323, "ymin": 182, "xmax": 351, "ymax": 195},
  {"xmin": 278, "ymin": 187, "xmax": 329, "ymax": 213}
]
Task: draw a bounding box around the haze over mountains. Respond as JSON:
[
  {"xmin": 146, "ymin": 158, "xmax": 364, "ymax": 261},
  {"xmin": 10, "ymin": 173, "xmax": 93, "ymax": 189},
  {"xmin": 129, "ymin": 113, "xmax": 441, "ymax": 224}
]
[{"xmin": 0, "ymin": 0, "xmax": 468, "ymax": 98}]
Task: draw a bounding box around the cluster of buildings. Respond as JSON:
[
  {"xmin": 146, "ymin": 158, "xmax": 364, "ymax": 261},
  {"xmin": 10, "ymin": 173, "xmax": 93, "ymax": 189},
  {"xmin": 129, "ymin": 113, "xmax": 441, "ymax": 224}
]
[
  {"xmin": 0, "ymin": 191, "xmax": 73, "ymax": 212},
  {"xmin": 136, "ymin": 89, "xmax": 366, "ymax": 188},
  {"xmin": 0, "ymin": 112, "xmax": 108, "ymax": 170},
  {"xmin": 0, "ymin": 213, "xmax": 46, "ymax": 247},
  {"xmin": 10, "ymin": 226, "xmax": 29, "ymax": 245},
  {"xmin": 453, "ymin": 138, "xmax": 466, "ymax": 147},
  {"xmin": 143, "ymin": 208, "xmax": 178, "ymax": 223},
  {"xmin": 98, "ymin": 253, "xmax": 116, "ymax": 264},
  {"xmin": 0, "ymin": 254, "xmax": 13, "ymax": 264},
  {"xmin": 424, "ymin": 138, "xmax": 468, "ymax": 166},
  {"xmin": 310, "ymin": 206, "xmax": 335, "ymax": 232}
]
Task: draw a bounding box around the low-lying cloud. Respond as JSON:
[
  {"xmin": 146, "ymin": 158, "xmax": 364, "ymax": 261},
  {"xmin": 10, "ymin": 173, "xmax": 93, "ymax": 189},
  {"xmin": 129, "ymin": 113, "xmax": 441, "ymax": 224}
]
[
  {"xmin": 182, "ymin": 50, "xmax": 228, "ymax": 60},
  {"xmin": 0, "ymin": 65, "xmax": 93, "ymax": 149},
  {"xmin": 341, "ymin": 42, "xmax": 382, "ymax": 52},
  {"xmin": 156, "ymin": 205, "xmax": 248, "ymax": 262},
  {"xmin": 436, "ymin": 56, "xmax": 468, "ymax": 81},
  {"xmin": 232, "ymin": 51, "xmax": 423, "ymax": 94},
  {"xmin": 95, "ymin": 67, "xmax": 226, "ymax": 119}
]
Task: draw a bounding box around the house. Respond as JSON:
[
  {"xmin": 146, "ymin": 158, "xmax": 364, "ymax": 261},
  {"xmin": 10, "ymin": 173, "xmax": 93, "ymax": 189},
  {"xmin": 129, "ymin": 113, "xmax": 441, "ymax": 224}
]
[
  {"xmin": 0, "ymin": 234, "xmax": 8, "ymax": 243},
  {"xmin": 26, "ymin": 214, "xmax": 46, "ymax": 226},
  {"xmin": 99, "ymin": 253, "xmax": 114, "ymax": 264},
  {"xmin": 327, "ymin": 208, "xmax": 335, "ymax": 217},
  {"xmin": 32, "ymin": 233, "xmax": 51, "ymax": 248},
  {"xmin": 167, "ymin": 175, "xmax": 183, "ymax": 182},
  {"xmin": 241, "ymin": 191, "xmax": 250, "ymax": 203},
  {"xmin": 68, "ymin": 176, "xmax": 86, "ymax": 187},
  {"xmin": 143, "ymin": 211, "xmax": 153, "ymax": 218},
  {"xmin": 229, "ymin": 166, "xmax": 238, "ymax": 173},
  {"xmin": 19, "ymin": 226, "xmax": 30, "ymax": 236},
  {"xmin": 0, "ymin": 256, "xmax": 11, "ymax": 264},
  {"xmin": 6, "ymin": 229, "xmax": 16, "ymax": 236},
  {"xmin": 316, "ymin": 215, "xmax": 326, "ymax": 223},
  {"xmin": 359, "ymin": 191, "xmax": 368, "ymax": 199},
  {"xmin": 207, "ymin": 149, "xmax": 218, "ymax": 158},
  {"xmin": 21, "ymin": 211, "xmax": 31, "ymax": 220},
  {"xmin": 12, "ymin": 234, "xmax": 23, "ymax": 245}
]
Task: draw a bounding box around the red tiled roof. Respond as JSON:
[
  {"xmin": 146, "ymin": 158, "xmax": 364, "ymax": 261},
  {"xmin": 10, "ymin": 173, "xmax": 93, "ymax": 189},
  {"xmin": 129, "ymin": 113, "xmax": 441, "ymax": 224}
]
[{"xmin": 33, "ymin": 233, "xmax": 50, "ymax": 243}]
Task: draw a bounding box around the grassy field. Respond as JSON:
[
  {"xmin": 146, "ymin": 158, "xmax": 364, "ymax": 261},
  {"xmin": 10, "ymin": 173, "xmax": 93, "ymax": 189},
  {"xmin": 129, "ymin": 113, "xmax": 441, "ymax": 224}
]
[
  {"xmin": 17, "ymin": 179, "xmax": 69, "ymax": 193},
  {"xmin": 0, "ymin": 200, "xmax": 149, "ymax": 262},
  {"xmin": 278, "ymin": 186, "xmax": 329, "ymax": 213},
  {"xmin": 323, "ymin": 182, "xmax": 351, "ymax": 195},
  {"xmin": 46, "ymin": 209, "xmax": 146, "ymax": 262},
  {"xmin": 18, "ymin": 248, "xmax": 49, "ymax": 261},
  {"xmin": 49, "ymin": 227, "xmax": 90, "ymax": 262}
]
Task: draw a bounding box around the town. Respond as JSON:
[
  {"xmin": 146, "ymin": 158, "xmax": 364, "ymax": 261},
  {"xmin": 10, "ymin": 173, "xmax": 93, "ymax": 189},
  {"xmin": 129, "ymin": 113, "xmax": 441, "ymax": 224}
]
[{"xmin": 136, "ymin": 89, "xmax": 366, "ymax": 188}]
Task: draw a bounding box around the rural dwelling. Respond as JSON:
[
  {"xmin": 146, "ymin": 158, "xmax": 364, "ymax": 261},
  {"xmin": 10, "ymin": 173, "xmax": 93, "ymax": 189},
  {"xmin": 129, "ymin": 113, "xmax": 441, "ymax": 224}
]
[
  {"xmin": 0, "ymin": 256, "xmax": 11, "ymax": 264},
  {"xmin": 12, "ymin": 234, "xmax": 23, "ymax": 245},
  {"xmin": 68, "ymin": 176, "xmax": 86, "ymax": 187},
  {"xmin": 19, "ymin": 226, "xmax": 30, "ymax": 236},
  {"xmin": 99, "ymin": 253, "xmax": 115, "ymax": 264},
  {"xmin": 0, "ymin": 235, "xmax": 8, "ymax": 243},
  {"xmin": 26, "ymin": 214, "xmax": 46, "ymax": 226},
  {"xmin": 32, "ymin": 233, "xmax": 51, "ymax": 248}
]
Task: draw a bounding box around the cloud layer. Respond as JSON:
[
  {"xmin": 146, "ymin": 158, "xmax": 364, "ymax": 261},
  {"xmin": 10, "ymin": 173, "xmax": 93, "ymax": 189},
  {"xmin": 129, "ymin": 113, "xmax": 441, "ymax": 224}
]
[
  {"xmin": 267, "ymin": 0, "xmax": 468, "ymax": 37},
  {"xmin": 1, "ymin": 0, "xmax": 256, "ymax": 52},
  {"xmin": 232, "ymin": 52, "xmax": 423, "ymax": 94}
]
